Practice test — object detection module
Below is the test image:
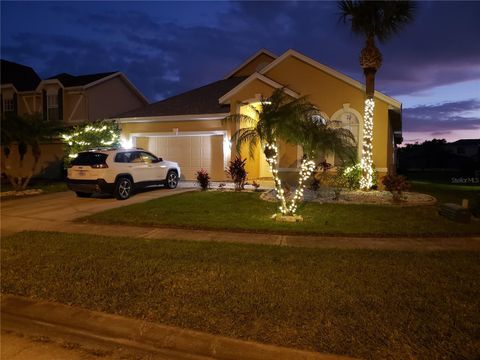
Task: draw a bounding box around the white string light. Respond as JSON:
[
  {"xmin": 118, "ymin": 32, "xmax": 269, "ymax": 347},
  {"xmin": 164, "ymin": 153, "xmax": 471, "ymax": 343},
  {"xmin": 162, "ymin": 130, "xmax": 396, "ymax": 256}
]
[
  {"xmin": 265, "ymin": 142, "xmax": 316, "ymax": 216},
  {"xmin": 360, "ymin": 98, "xmax": 375, "ymax": 190}
]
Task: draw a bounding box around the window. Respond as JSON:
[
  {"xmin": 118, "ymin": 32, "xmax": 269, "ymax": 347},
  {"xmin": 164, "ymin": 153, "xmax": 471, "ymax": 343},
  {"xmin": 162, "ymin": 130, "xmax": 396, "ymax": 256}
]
[
  {"xmin": 333, "ymin": 111, "xmax": 359, "ymax": 166},
  {"xmin": 71, "ymin": 152, "xmax": 108, "ymax": 166},
  {"xmin": 139, "ymin": 152, "xmax": 158, "ymax": 163},
  {"xmin": 3, "ymin": 98, "xmax": 14, "ymax": 113},
  {"xmin": 115, "ymin": 152, "xmax": 133, "ymax": 163},
  {"xmin": 47, "ymin": 94, "xmax": 59, "ymax": 121}
]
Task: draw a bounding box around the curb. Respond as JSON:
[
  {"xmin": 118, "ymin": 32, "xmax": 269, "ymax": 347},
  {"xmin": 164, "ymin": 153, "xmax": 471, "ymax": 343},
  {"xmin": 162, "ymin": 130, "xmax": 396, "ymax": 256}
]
[{"xmin": 1, "ymin": 295, "xmax": 356, "ymax": 360}]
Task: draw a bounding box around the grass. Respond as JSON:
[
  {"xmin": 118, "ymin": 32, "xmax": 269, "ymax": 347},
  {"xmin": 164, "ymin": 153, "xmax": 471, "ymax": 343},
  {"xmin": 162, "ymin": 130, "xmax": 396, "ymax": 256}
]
[
  {"xmin": 410, "ymin": 181, "xmax": 479, "ymax": 205},
  {"xmin": 82, "ymin": 191, "xmax": 480, "ymax": 236},
  {"xmin": 2, "ymin": 231, "xmax": 479, "ymax": 359}
]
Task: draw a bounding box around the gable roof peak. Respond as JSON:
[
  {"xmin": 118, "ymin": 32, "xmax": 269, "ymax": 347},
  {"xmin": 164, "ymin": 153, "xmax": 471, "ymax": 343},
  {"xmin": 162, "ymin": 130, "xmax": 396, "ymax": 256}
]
[
  {"xmin": 224, "ymin": 48, "xmax": 277, "ymax": 79},
  {"xmin": 260, "ymin": 49, "xmax": 401, "ymax": 108}
]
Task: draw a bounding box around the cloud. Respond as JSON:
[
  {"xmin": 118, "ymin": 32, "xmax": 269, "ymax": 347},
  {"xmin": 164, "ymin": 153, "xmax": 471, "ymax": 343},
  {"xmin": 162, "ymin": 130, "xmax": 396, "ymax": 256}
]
[
  {"xmin": 403, "ymin": 99, "xmax": 480, "ymax": 133},
  {"xmin": 2, "ymin": 0, "xmax": 480, "ymax": 107}
]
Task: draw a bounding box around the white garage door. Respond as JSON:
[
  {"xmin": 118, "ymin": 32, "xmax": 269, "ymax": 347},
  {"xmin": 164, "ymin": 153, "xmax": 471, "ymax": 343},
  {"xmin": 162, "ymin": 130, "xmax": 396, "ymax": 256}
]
[{"xmin": 137, "ymin": 135, "xmax": 225, "ymax": 180}]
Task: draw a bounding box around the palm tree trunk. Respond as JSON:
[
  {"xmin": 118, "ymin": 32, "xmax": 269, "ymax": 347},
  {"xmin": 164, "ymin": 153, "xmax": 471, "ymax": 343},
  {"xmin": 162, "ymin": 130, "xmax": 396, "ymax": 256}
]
[
  {"xmin": 287, "ymin": 157, "xmax": 316, "ymax": 214},
  {"xmin": 364, "ymin": 68, "xmax": 376, "ymax": 99},
  {"xmin": 264, "ymin": 142, "xmax": 288, "ymax": 215}
]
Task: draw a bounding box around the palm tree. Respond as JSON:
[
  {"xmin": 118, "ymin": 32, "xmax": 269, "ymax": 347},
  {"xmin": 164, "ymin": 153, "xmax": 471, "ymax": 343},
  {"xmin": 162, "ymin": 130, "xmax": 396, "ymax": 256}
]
[
  {"xmin": 1, "ymin": 112, "xmax": 61, "ymax": 190},
  {"xmin": 338, "ymin": 0, "xmax": 415, "ymax": 190},
  {"xmin": 223, "ymin": 88, "xmax": 356, "ymax": 216},
  {"xmin": 222, "ymin": 89, "xmax": 296, "ymax": 214},
  {"xmin": 279, "ymin": 108, "xmax": 357, "ymax": 213}
]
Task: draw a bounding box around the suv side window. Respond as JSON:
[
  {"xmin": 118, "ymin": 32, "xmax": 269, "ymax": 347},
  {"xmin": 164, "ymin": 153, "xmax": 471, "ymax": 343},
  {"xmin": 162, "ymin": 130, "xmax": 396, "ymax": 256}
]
[
  {"xmin": 115, "ymin": 152, "xmax": 132, "ymax": 163},
  {"xmin": 129, "ymin": 152, "xmax": 143, "ymax": 163},
  {"xmin": 139, "ymin": 152, "xmax": 158, "ymax": 163}
]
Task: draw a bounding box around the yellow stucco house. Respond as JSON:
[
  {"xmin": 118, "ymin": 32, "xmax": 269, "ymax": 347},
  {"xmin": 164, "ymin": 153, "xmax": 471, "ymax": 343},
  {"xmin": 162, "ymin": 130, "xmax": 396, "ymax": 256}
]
[{"xmin": 116, "ymin": 49, "xmax": 402, "ymax": 182}]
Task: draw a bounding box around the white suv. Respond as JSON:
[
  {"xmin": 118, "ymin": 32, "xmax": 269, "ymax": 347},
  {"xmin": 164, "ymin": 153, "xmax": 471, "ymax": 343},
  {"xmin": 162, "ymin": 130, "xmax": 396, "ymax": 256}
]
[{"xmin": 67, "ymin": 148, "xmax": 181, "ymax": 200}]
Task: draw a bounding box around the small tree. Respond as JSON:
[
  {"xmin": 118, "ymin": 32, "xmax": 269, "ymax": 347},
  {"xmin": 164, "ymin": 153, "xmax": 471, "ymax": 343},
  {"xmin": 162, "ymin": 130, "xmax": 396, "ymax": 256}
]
[
  {"xmin": 1, "ymin": 112, "xmax": 60, "ymax": 191},
  {"xmin": 60, "ymin": 120, "xmax": 120, "ymax": 167},
  {"xmin": 226, "ymin": 156, "xmax": 247, "ymax": 191}
]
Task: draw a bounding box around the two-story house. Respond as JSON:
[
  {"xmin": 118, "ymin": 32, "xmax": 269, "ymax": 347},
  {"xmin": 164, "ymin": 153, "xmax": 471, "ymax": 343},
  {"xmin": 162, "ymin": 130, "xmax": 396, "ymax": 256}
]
[{"xmin": 1, "ymin": 59, "xmax": 148, "ymax": 179}]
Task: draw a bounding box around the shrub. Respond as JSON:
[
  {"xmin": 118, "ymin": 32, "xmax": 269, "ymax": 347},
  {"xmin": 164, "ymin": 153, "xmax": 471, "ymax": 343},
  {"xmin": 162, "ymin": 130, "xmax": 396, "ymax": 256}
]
[
  {"xmin": 382, "ymin": 174, "xmax": 410, "ymax": 202},
  {"xmin": 196, "ymin": 169, "xmax": 210, "ymax": 191},
  {"xmin": 339, "ymin": 163, "xmax": 378, "ymax": 190},
  {"xmin": 252, "ymin": 180, "xmax": 261, "ymax": 192},
  {"xmin": 226, "ymin": 156, "xmax": 247, "ymax": 191}
]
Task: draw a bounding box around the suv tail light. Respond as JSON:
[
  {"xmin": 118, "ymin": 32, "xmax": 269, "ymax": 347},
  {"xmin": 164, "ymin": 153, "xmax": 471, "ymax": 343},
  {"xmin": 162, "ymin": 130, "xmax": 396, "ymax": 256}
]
[{"xmin": 91, "ymin": 163, "xmax": 108, "ymax": 169}]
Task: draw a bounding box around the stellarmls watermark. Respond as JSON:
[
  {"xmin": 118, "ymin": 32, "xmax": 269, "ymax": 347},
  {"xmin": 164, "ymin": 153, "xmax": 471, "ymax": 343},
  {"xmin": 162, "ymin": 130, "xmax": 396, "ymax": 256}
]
[{"xmin": 451, "ymin": 177, "xmax": 479, "ymax": 184}]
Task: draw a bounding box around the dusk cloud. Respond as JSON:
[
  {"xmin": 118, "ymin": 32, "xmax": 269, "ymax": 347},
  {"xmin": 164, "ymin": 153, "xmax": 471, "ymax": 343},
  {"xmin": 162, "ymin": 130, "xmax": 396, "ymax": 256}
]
[{"xmin": 1, "ymin": 1, "xmax": 479, "ymax": 141}]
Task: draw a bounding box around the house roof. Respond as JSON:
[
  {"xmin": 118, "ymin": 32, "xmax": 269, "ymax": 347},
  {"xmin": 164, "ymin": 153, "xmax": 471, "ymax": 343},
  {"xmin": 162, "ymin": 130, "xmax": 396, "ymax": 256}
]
[
  {"xmin": 1, "ymin": 59, "xmax": 41, "ymax": 91},
  {"xmin": 260, "ymin": 49, "xmax": 401, "ymax": 109},
  {"xmin": 219, "ymin": 72, "xmax": 300, "ymax": 104},
  {"xmin": 119, "ymin": 76, "xmax": 247, "ymax": 118},
  {"xmin": 47, "ymin": 71, "xmax": 117, "ymax": 87},
  {"xmin": 224, "ymin": 49, "xmax": 277, "ymax": 79}
]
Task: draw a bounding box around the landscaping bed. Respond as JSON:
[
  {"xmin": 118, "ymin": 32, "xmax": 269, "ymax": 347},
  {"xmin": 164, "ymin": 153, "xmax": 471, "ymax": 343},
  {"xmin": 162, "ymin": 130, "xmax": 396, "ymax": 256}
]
[
  {"xmin": 260, "ymin": 188, "xmax": 436, "ymax": 206},
  {"xmin": 81, "ymin": 191, "xmax": 480, "ymax": 236},
  {"xmin": 2, "ymin": 231, "xmax": 479, "ymax": 360}
]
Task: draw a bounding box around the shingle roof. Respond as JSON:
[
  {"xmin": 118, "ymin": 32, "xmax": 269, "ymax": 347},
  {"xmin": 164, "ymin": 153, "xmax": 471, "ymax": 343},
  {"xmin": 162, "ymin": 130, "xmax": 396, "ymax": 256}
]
[
  {"xmin": 47, "ymin": 72, "xmax": 117, "ymax": 87},
  {"xmin": 119, "ymin": 76, "xmax": 247, "ymax": 118},
  {"xmin": 1, "ymin": 59, "xmax": 41, "ymax": 91}
]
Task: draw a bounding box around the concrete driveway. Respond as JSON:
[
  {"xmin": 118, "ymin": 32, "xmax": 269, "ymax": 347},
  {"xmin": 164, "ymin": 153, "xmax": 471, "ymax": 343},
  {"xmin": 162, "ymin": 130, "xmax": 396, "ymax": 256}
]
[{"xmin": 1, "ymin": 187, "xmax": 192, "ymax": 237}]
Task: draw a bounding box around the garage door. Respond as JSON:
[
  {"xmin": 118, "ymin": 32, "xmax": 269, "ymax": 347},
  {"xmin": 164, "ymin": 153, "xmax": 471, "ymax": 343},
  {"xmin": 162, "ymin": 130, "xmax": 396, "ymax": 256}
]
[{"xmin": 136, "ymin": 135, "xmax": 225, "ymax": 180}]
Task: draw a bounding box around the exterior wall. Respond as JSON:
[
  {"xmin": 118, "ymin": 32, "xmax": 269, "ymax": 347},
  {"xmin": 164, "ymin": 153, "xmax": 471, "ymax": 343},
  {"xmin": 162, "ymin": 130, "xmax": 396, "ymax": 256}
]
[
  {"xmin": 64, "ymin": 92, "xmax": 88, "ymax": 123},
  {"xmin": 231, "ymin": 53, "xmax": 276, "ymax": 78},
  {"xmin": 1, "ymin": 142, "xmax": 65, "ymax": 179},
  {"xmin": 262, "ymin": 56, "xmax": 393, "ymax": 176},
  {"xmin": 87, "ymin": 76, "xmax": 146, "ymax": 121}
]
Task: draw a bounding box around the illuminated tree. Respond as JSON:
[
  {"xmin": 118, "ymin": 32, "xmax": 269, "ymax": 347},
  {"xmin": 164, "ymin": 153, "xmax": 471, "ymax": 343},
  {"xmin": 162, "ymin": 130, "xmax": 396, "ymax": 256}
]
[
  {"xmin": 60, "ymin": 120, "xmax": 120, "ymax": 166},
  {"xmin": 223, "ymin": 89, "xmax": 356, "ymax": 216},
  {"xmin": 338, "ymin": 0, "xmax": 415, "ymax": 189}
]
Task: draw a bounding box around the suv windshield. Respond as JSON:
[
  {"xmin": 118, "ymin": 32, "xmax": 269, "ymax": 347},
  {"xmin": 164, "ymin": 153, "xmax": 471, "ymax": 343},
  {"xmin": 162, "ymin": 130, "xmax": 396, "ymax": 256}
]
[{"xmin": 71, "ymin": 152, "xmax": 108, "ymax": 166}]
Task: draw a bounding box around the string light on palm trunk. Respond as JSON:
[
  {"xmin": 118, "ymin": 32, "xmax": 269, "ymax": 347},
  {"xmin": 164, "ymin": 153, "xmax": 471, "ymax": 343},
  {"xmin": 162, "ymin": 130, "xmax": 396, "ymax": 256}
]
[
  {"xmin": 287, "ymin": 158, "xmax": 316, "ymax": 214},
  {"xmin": 265, "ymin": 142, "xmax": 288, "ymax": 215},
  {"xmin": 360, "ymin": 98, "xmax": 375, "ymax": 190}
]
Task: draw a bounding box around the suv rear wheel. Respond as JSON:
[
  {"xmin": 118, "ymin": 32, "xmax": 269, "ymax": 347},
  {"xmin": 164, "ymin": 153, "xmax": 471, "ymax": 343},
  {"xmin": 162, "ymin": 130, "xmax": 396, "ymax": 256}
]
[
  {"xmin": 114, "ymin": 177, "xmax": 132, "ymax": 200},
  {"xmin": 166, "ymin": 171, "xmax": 178, "ymax": 189}
]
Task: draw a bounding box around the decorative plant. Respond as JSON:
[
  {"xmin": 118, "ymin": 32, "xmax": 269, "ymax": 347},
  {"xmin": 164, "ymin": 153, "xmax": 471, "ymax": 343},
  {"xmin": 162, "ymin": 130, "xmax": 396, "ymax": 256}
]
[
  {"xmin": 196, "ymin": 169, "xmax": 210, "ymax": 191},
  {"xmin": 225, "ymin": 156, "xmax": 248, "ymax": 191},
  {"xmin": 382, "ymin": 174, "xmax": 410, "ymax": 203},
  {"xmin": 339, "ymin": 163, "xmax": 377, "ymax": 190},
  {"xmin": 218, "ymin": 183, "xmax": 226, "ymax": 191},
  {"xmin": 339, "ymin": 0, "xmax": 415, "ymax": 190},
  {"xmin": 252, "ymin": 180, "xmax": 261, "ymax": 192},
  {"xmin": 60, "ymin": 120, "xmax": 121, "ymax": 167}
]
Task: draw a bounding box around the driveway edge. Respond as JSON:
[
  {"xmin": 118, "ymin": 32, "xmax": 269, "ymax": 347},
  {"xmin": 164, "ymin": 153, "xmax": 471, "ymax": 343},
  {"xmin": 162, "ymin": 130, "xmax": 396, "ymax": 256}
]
[{"xmin": 1, "ymin": 295, "xmax": 355, "ymax": 360}]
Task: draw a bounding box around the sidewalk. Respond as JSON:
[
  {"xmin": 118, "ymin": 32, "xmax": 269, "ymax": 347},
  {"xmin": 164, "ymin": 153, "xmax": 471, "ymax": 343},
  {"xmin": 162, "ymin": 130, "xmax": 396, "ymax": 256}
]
[{"xmin": 3, "ymin": 218, "xmax": 480, "ymax": 251}]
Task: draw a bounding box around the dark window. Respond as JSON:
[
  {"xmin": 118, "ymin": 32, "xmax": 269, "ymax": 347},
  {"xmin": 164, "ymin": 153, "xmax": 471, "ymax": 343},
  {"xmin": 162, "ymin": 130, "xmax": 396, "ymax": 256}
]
[
  {"xmin": 71, "ymin": 152, "xmax": 108, "ymax": 166},
  {"xmin": 115, "ymin": 152, "xmax": 133, "ymax": 163}
]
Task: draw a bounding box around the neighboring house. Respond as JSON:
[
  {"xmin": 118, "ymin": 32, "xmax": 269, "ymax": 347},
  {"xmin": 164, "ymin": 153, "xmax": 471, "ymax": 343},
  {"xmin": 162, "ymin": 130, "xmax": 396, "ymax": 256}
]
[
  {"xmin": 1, "ymin": 59, "xmax": 148, "ymax": 178},
  {"xmin": 445, "ymin": 139, "xmax": 480, "ymax": 160},
  {"xmin": 114, "ymin": 49, "xmax": 403, "ymax": 182}
]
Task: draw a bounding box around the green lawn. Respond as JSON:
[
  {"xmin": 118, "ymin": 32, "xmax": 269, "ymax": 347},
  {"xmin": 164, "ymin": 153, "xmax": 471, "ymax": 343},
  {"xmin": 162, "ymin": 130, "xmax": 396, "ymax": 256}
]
[
  {"xmin": 2, "ymin": 231, "xmax": 479, "ymax": 359},
  {"xmin": 410, "ymin": 181, "xmax": 479, "ymax": 204},
  {"xmin": 82, "ymin": 191, "xmax": 480, "ymax": 236}
]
